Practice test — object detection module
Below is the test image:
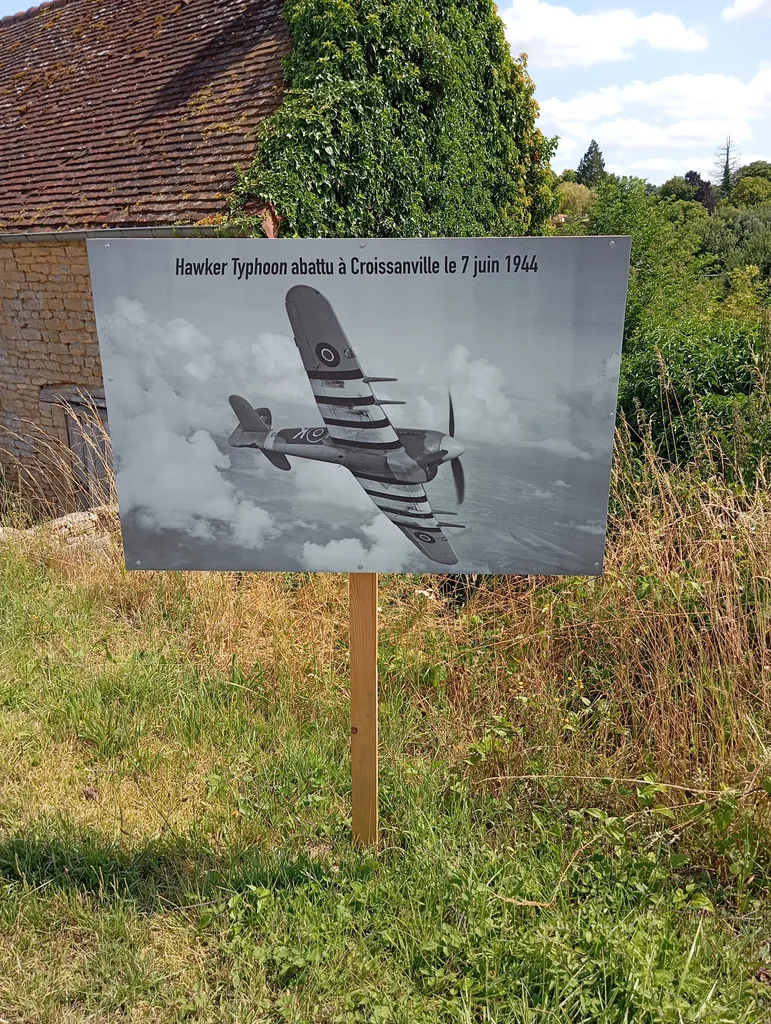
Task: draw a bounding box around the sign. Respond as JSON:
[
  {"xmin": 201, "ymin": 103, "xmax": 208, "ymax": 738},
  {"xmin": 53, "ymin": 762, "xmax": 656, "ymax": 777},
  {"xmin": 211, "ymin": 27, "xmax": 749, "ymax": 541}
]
[{"xmin": 87, "ymin": 237, "xmax": 630, "ymax": 574}]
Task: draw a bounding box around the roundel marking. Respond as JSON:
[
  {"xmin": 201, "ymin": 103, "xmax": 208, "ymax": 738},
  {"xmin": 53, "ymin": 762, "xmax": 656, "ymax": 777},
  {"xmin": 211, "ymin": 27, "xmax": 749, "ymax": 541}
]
[
  {"xmin": 309, "ymin": 427, "xmax": 326, "ymax": 443},
  {"xmin": 315, "ymin": 342, "xmax": 340, "ymax": 367},
  {"xmin": 415, "ymin": 531, "xmax": 436, "ymax": 544}
]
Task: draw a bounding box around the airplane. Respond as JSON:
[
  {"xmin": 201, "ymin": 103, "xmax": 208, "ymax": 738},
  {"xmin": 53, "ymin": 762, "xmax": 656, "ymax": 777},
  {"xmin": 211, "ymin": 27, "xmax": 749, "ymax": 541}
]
[{"xmin": 227, "ymin": 285, "xmax": 467, "ymax": 566}]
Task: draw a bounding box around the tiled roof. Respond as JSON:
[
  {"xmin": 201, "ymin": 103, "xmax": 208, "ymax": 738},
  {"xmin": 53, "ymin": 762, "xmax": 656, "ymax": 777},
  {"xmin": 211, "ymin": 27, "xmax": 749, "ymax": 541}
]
[{"xmin": 0, "ymin": 0, "xmax": 290, "ymax": 231}]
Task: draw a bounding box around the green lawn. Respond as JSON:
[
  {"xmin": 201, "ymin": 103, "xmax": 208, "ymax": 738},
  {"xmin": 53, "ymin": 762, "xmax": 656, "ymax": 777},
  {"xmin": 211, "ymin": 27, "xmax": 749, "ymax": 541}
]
[{"xmin": 0, "ymin": 538, "xmax": 770, "ymax": 1023}]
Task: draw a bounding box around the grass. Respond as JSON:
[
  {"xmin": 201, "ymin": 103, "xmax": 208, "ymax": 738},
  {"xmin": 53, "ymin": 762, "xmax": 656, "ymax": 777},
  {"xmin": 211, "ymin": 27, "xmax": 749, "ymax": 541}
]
[{"xmin": 1, "ymin": 429, "xmax": 771, "ymax": 1020}]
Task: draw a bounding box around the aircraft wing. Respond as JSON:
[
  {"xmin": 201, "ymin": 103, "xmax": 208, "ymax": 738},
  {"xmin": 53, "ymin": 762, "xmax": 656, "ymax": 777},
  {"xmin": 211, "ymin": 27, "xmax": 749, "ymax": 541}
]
[
  {"xmin": 350, "ymin": 477, "xmax": 459, "ymax": 566},
  {"xmin": 285, "ymin": 285, "xmax": 405, "ymax": 453},
  {"xmin": 285, "ymin": 285, "xmax": 459, "ymax": 566}
]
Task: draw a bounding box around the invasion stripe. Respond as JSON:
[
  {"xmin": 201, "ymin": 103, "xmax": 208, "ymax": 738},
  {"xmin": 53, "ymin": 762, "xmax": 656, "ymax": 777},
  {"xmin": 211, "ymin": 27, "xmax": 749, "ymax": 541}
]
[
  {"xmin": 378, "ymin": 507, "xmax": 435, "ymax": 519},
  {"xmin": 365, "ymin": 488, "xmax": 429, "ymax": 504},
  {"xmin": 317, "ymin": 395, "xmax": 376, "ymax": 407},
  {"xmin": 354, "ymin": 471, "xmax": 404, "ymax": 485},
  {"xmin": 307, "ymin": 369, "xmax": 364, "ymax": 381},
  {"xmin": 329, "ymin": 437, "xmax": 403, "ymax": 451},
  {"xmin": 391, "ymin": 523, "xmax": 443, "ymax": 533},
  {"xmin": 323, "ymin": 416, "xmax": 392, "ymax": 430}
]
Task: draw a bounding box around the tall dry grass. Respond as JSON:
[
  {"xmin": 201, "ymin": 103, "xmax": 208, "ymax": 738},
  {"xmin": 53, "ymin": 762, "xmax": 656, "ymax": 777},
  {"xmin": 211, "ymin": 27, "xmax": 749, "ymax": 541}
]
[{"xmin": 3, "ymin": 404, "xmax": 771, "ymax": 798}]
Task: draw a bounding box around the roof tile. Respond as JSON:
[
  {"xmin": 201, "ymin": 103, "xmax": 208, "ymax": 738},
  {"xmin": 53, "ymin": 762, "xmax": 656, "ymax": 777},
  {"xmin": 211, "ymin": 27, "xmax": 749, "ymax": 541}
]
[{"xmin": 0, "ymin": 0, "xmax": 290, "ymax": 230}]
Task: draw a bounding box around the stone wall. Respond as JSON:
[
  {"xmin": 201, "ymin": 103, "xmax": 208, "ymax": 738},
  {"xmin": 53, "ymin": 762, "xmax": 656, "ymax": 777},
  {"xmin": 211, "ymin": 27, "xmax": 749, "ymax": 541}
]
[{"xmin": 0, "ymin": 239, "xmax": 104, "ymax": 504}]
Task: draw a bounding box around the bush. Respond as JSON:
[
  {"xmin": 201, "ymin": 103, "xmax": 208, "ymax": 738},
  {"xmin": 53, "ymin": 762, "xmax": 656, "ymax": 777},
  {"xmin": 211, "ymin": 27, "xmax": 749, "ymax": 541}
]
[
  {"xmin": 618, "ymin": 271, "xmax": 770, "ymax": 477},
  {"xmin": 697, "ymin": 205, "xmax": 771, "ymax": 279}
]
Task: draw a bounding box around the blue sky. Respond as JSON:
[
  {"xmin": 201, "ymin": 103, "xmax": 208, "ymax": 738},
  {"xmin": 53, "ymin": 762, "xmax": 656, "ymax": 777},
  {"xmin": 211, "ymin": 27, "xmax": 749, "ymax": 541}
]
[
  {"xmin": 500, "ymin": 0, "xmax": 771, "ymax": 181},
  {"xmin": 2, "ymin": 0, "xmax": 769, "ymax": 184}
]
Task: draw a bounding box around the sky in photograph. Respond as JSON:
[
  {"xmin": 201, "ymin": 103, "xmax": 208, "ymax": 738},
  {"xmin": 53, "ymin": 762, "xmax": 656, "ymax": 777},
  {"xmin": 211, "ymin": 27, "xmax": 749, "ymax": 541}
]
[{"xmin": 2, "ymin": 0, "xmax": 766, "ymax": 185}]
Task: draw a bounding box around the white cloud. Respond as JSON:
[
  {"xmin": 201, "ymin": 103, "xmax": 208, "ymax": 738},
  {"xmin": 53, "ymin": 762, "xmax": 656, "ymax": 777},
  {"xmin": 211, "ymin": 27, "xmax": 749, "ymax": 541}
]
[
  {"xmin": 102, "ymin": 297, "xmax": 288, "ymax": 549},
  {"xmin": 723, "ymin": 0, "xmax": 771, "ymax": 20},
  {"xmin": 501, "ymin": 0, "xmax": 707, "ymax": 69},
  {"xmin": 597, "ymin": 117, "xmax": 753, "ymax": 150},
  {"xmin": 541, "ymin": 71, "xmax": 771, "ymax": 131},
  {"xmin": 542, "ymin": 68, "xmax": 771, "ymax": 180}
]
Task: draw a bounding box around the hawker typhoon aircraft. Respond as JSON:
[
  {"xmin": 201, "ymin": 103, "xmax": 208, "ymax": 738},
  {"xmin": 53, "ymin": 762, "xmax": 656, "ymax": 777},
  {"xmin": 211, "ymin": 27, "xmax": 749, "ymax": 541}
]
[{"xmin": 228, "ymin": 285, "xmax": 467, "ymax": 565}]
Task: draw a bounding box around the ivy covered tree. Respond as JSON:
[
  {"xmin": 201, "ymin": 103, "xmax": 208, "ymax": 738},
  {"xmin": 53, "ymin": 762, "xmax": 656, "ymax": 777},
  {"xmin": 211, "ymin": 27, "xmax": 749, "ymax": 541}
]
[
  {"xmin": 575, "ymin": 140, "xmax": 606, "ymax": 188},
  {"xmin": 714, "ymin": 137, "xmax": 739, "ymax": 199},
  {"xmin": 229, "ymin": 0, "xmax": 557, "ymax": 237}
]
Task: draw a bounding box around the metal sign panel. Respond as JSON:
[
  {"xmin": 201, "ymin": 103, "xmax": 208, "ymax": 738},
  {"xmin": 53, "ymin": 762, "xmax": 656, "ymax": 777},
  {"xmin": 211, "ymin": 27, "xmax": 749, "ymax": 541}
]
[{"xmin": 87, "ymin": 237, "xmax": 630, "ymax": 574}]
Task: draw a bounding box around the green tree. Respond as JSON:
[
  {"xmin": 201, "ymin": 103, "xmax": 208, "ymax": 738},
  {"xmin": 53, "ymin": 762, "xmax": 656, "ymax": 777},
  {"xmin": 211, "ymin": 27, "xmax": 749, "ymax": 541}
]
[
  {"xmin": 589, "ymin": 176, "xmax": 711, "ymax": 342},
  {"xmin": 557, "ymin": 181, "xmax": 595, "ymax": 218},
  {"xmin": 229, "ymin": 0, "xmax": 556, "ymax": 237},
  {"xmin": 559, "ymin": 168, "xmax": 578, "ymax": 183},
  {"xmin": 732, "ymin": 176, "xmax": 771, "ymax": 208},
  {"xmin": 576, "ymin": 140, "xmax": 606, "ymax": 188},
  {"xmin": 659, "ymin": 176, "xmax": 698, "ymax": 203},
  {"xmin": 737, "ymin": 160, "xmax": 771, "ymax": 183}
]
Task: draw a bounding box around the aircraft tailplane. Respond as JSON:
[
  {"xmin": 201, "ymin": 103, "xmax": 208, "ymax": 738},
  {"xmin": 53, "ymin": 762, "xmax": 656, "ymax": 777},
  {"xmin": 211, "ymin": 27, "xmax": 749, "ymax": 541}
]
[{"xmin": 262, "ymin": 450, "xmax": 291, "ymax": 471}]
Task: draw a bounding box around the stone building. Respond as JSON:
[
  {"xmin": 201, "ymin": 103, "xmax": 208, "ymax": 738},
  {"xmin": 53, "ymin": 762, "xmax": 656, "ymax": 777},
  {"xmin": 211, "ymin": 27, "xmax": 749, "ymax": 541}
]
[{"xmin": 0, "ymin": 0, "xmax": 289, "ymax": 507}]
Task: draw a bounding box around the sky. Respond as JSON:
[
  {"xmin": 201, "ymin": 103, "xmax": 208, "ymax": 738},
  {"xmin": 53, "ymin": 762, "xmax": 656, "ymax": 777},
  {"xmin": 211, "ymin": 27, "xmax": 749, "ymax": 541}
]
[
  {"xmin": 2, "ymin": 0, "xmax": 766, "ymax": 186},
  {"xmin": 500, "ymin": 0, "xmax": 771, "ymax": 182}
]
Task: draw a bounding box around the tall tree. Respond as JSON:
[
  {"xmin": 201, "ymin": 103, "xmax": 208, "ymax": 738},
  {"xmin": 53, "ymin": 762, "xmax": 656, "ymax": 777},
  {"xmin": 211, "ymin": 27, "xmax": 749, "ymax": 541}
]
[
  {"xmin": 576, "ymin": 140, "xmax": 606, "ymax": 188},
  {"xmin": 714, "ymin": 137, "xmax": 739, "ymax": 199}
]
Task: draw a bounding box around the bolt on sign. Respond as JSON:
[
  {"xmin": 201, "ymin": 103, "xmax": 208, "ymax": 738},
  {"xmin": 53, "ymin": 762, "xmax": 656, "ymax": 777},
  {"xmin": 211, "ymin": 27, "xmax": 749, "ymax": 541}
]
[{"xmin": 88, "ymin": 238, "xmax": 630, "ymax": 576}]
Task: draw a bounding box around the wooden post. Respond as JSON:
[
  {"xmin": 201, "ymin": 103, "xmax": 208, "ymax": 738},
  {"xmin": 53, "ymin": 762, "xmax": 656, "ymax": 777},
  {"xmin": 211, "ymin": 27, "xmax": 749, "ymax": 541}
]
[{"xmin": 349, "ymin": 572, "xmax": 379, "ymax": 848}]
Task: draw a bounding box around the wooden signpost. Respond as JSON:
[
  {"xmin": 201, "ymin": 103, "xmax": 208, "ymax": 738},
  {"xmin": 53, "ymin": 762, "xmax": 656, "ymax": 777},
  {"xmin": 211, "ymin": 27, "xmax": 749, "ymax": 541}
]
[
  {"xmin": 88, "ymin": 236, "xmax": 632, "ymax": 851},
  {"xmin": 349, "ymin": 572, "xmax": 379, "ymax": 847}
]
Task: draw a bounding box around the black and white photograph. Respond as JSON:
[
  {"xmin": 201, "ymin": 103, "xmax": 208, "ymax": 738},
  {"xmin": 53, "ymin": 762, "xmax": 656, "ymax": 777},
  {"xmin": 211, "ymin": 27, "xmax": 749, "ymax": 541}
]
[{"xmin": 88, "ymin": 237, "xmax": 630, "ymax": 574}]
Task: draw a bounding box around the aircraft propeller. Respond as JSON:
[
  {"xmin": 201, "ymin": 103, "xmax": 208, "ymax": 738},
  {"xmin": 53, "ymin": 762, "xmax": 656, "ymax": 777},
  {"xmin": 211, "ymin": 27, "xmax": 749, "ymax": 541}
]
[{"xmin": 448, "ymin": 391, "xmax": 466, "ymax": 505}]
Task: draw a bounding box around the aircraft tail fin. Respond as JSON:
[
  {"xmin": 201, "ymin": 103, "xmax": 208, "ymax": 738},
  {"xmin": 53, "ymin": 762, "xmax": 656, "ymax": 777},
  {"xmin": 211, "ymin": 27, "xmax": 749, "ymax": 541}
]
[
  {"xmin": 228, "ymin": 395, "xmax": 291, "ymax": 471},
  {"xmin": 229, "ymin": 395, "xmax": 269, "ymax": 432}
]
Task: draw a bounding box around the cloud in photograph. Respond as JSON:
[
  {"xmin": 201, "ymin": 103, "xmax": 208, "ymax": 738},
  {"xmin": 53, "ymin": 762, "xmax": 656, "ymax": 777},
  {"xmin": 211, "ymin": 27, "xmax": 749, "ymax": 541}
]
[
  {"xmin": 523, "ymin": 438, "xmax": 593, "ymax": 461},
  {"xmin": 101, "ymin": 297, "xmax": 293, "ymax": 548},
  {"xmin": 291, "ymin": 459, "xmax": 377, "ymax": 514},
  {"xmin": 301, "ymin": 514, "xmax": 421, "ymax": 571},
  {"xmin": 394, "ymin": 344, "xmax": 523, "ymax": 444}
]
